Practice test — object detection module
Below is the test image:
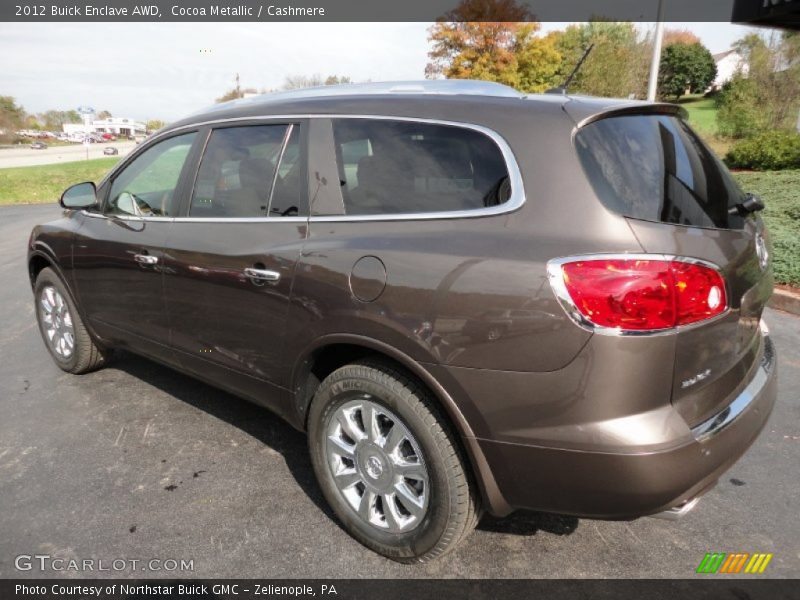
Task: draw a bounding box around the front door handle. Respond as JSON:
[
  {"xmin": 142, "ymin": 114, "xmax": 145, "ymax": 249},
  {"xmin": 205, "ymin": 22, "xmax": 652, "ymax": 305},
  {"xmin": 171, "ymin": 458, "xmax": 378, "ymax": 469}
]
[
  {"xmin": 134, "ymin": 253, "xmax": 159, "ymax": 265},
  {"xmin": 244, "ymin": 267, "xmax": 281, "ymax": 284}
]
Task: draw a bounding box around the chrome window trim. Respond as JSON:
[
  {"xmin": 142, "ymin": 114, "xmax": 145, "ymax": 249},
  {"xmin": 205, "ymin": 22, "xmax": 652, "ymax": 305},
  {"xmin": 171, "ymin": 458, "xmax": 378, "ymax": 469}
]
[
  {"xmin": 80, "ymin": 211, "xmax": 310, "ymax": 224},
  {"xmin": 691, "ymin": 320, "xmax": 774, "ymax": 442},
  {"xmin": 123, "ymin": 114, "xmax": 525, "ymax": 224},
  {"xmin": 546, "ymin": 253, "xmax": 730, "ymax": 337}
]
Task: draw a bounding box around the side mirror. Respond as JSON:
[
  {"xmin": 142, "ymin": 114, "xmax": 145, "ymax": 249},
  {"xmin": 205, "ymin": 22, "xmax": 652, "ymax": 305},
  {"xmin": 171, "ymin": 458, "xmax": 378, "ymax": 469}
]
[{"xmin": 60, "ymin": 182, "xmax": 97, "ymax": 210}]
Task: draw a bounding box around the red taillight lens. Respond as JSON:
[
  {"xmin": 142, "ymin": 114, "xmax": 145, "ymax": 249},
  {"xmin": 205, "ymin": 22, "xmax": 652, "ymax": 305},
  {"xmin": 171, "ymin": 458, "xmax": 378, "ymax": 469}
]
[{"xmin": 556, "ymin": 258, "xmax": 726, "ymax": 331}]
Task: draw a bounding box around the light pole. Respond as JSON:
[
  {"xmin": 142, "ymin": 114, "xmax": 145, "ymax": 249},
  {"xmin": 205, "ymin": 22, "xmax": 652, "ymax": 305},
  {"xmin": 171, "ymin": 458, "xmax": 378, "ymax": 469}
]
[{"xmin": 647, "ymin": 0, "xmax": 666, "ymax": 102}]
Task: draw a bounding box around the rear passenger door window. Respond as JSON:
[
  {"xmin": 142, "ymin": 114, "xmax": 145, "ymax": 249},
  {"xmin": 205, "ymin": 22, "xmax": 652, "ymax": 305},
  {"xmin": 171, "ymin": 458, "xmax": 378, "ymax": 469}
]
[
  {"xmin": 190, "ymin": 124, "xmax": 304, "ymax": 218},
  {"xmin": 331, "ymin": 119, "xmax": 512, "ymax": 215}
]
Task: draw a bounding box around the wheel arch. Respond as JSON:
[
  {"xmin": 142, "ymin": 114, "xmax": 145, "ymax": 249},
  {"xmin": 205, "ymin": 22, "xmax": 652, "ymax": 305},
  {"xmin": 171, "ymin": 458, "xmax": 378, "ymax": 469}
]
[{"xmin": 291, "ymin": 333, "xmax": 513, "ymax": 516}]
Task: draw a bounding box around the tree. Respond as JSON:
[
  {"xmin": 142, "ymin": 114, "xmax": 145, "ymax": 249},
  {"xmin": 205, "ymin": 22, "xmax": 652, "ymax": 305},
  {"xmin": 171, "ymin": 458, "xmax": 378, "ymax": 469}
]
[
  {"xmin": 425, "ymin": 0, "xmax": 563, "ymax": 93},
  {"xmin": 323, "ymin": 75, "xmax": 352, "ymax": 86},
  {"xmin": 24, "ymin": 115, "xmax": 42, "ymax": 130},
  {"xmin": 38, "ymin": 109, "xmax": 81, "ymax": 130},
  {"xmin": 425, "ymin": 0, "xmax": 534, "ymax": 86},
  {"xmin": 662, "ymin": 28, "xmax": 701, "ymax": 47},
  {"xmin": 282, "ymin": 74, "xmax": 351, "ymax": 90},
  {"xmin": 146, "ymin": 119, "xmax": 166, "ymax": 132},
  {"xmin": 717, "ymin": 32, "xmax": 800, "ymax": 137},
  {"xmin": 97, "ymin": 110, "xmax": 112, "ymax": 119},
  {"xmin": 0, "ymin": 96, "xmax": 26, "ymax": 141},
  {"xmin": 657, "ymin": 42, "xmax": 717, "ymax": 100},
  {"xmin": 551, "ymin": 21, "xmax": 650, "ymax": 98},
  {"xmin": 514, "ymin": 27, "xmax": 563, "ymax": 93}
]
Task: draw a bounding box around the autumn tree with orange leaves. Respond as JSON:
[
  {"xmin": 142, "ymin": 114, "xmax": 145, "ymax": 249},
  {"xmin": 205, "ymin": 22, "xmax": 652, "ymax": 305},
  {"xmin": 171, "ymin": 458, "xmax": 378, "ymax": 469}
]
[
  {"xmin": 425, "ymin": 0, "xmax": 562, "ymax": 93},
  {"xmin": 663, "ymin": 28, "xmax": 702, "ymax": 47}
]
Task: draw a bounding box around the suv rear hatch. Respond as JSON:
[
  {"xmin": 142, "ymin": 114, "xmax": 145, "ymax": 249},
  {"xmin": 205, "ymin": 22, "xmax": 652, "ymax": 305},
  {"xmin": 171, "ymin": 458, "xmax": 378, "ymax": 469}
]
[{"xmin": 570, "ymin": 105, "xmax": 773, "ymax": 426}]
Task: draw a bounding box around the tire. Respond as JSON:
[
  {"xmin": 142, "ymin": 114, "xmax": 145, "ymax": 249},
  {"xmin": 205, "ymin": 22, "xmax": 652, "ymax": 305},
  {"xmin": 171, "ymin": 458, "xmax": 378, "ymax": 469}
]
[
  {"xmin": 308, "ymin": 359, "xmax": 481, "ymax": 562},
  {"xmin": 34, "ymin": 267, "xmax": 107, "ymax": 374}
]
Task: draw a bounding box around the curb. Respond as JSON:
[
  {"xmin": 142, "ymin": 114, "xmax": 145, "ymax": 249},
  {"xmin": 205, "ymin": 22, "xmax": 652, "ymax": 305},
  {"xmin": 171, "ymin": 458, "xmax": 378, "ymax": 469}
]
[{"xmin": 768, "ymin": 288, "xmax": 800, "ymax": 316}]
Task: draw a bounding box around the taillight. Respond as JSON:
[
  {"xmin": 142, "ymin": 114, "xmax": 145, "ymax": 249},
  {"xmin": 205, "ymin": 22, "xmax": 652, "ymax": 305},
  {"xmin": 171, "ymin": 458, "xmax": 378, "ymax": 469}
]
[{"xmin": 548, "ymin": 256, "xmax": 727, "ymax": 332}]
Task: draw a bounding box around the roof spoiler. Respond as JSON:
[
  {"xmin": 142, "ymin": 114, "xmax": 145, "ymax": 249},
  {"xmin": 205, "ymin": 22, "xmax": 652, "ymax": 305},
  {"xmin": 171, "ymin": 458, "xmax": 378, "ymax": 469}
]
[{"xmin": 570, "ymin": 102, "xmax": 688, "ymax": 129}]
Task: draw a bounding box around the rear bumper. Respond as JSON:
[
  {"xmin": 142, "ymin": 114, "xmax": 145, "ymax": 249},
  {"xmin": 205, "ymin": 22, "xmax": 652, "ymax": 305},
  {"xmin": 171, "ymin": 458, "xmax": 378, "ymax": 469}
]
[{"xmin": 463, "ymin": 330, "xmax": 777, "ymax": 519}]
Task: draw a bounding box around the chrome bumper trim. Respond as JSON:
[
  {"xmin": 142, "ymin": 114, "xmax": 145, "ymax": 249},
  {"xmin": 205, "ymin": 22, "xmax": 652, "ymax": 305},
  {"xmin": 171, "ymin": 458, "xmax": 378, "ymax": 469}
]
[{"xmin": 691, "ymin": 320, "xmax": 775, "ymax": 443}]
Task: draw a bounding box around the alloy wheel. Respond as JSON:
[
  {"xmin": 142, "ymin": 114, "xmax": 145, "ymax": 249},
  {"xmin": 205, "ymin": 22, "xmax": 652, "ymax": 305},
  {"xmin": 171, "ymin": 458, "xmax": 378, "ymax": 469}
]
[
  {"xmin": 325, "ymin": 396, "xmax": 429, "ymax": 533},
  {"xmin": 40, "ymin": 286, "xmax": 75, "ymax": 359}
]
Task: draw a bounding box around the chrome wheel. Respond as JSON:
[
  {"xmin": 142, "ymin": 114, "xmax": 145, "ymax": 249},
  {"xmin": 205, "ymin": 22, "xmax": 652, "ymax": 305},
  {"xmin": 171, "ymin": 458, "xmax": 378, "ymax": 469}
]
[
  {"xmin": 39, "ymin": 286, "xmax": 75, "ymax": 359},
  {"xmin": 325, "ymin": 397, "xmax": 429, "ymax": 533}
]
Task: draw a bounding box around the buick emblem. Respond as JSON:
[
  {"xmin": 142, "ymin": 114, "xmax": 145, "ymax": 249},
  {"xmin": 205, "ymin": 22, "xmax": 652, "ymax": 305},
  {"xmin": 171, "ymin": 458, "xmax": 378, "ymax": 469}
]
[
  {"xmin": 365, "ymin": 456, "xmax": 383, "ymax": 479},
  {"xmin": 755, "ymin": 232, "xmax": 769, "ymax": 271}
]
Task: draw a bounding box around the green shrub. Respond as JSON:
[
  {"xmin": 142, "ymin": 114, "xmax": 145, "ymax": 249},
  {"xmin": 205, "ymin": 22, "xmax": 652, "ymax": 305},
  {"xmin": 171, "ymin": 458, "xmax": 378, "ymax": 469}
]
[
  {"xmin": 734, "ymin": 170, "xmax": 800, "ymax": 287},
  {"xmin": 716, "ymin": 77, "xmax": 768, "ymax": 139},
  {"xmin": 725, "ymin": 131, "xmax": 800, "ymax": 171}
]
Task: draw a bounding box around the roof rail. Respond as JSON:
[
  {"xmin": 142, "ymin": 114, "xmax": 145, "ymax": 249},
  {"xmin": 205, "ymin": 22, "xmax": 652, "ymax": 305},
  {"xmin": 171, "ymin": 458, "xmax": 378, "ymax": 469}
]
[{"xmin": 208, "ymin": 79, "xmax": 524, "ymax": 109}]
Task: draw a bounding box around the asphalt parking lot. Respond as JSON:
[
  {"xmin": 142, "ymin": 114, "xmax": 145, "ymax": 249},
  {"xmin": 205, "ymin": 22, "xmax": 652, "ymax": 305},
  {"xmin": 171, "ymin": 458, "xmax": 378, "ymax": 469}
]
[{"xmin": 0, "ymin": 203, "xmax": 798, "ymax": 579}]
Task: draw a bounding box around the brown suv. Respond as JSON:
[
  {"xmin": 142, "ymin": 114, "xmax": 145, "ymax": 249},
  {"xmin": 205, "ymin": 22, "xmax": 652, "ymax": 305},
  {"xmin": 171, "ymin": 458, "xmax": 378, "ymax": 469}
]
[{"xmin": 28, "ymin": 81, "xmax": 777, "ymax": 562}]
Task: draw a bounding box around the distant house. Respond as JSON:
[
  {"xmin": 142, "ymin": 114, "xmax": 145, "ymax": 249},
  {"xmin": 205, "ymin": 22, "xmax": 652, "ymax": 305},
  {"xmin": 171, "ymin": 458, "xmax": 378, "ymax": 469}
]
[{"xmin": 710, "ymin": 50, "xmax": 748, "ymax": 90}]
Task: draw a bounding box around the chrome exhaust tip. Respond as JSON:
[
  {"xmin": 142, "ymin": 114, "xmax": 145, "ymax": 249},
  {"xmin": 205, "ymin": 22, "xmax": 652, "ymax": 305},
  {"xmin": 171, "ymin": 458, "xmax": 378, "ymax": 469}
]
[{"xmin": 650, "ymin": 496, "xmax": 701, "ymax": 521}]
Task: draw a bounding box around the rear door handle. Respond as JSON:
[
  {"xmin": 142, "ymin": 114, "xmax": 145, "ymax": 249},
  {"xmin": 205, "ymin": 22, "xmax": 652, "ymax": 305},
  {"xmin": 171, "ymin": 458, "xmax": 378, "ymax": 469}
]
[
  {"xmin": 134, "ymin": 253, "xmax": 159, "ymax": 265},
  {"xmin": 244, "ymin": 267, "xmax": 281, "ymax": 283}
]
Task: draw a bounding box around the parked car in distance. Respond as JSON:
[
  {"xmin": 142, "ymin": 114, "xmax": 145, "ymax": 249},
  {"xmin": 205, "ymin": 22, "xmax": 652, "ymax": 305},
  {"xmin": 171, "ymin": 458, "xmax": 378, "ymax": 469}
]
[
  {"xmin": 30, "ymin": 141, "xmax": 47, "ymax": 149},
  {"xmin": 27, "ymin": 80, "xmax": 777, "ymax": 563},
  {"xmin": 103, "ymin": 146, "xmax": 119, "ymax": 156}
]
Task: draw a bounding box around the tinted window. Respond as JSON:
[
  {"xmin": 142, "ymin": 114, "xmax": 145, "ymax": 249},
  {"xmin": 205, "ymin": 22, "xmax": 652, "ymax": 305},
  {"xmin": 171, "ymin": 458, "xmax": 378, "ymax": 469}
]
[
  {"xmin": 332, "ymin": 119, "xmax": 511, "ymax": 215},
  {"xmin": 190, "ymin": 124, "xmax": 301, "ymax": 218},
  {"xmin": 575, "ymin": 114, "xmax": 746, "ymax": 229},
  {"xmin": 268, "ymin": 126, "xmax": 303, "ymax": 217},
  {"xmin": 106, "ymin": 133, "xmax": 196, "ymax": 217}
]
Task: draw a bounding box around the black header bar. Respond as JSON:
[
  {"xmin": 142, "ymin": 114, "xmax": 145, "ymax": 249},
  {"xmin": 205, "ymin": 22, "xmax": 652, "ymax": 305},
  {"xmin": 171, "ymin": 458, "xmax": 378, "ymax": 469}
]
[{"xmin": 0, "ymin": 0, "xmax": 783, "ymax": 23}]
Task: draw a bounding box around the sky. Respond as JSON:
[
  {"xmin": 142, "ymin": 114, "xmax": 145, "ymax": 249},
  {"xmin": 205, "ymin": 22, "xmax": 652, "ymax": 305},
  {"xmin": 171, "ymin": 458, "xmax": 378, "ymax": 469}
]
[{"xmin": 0, "ymin": 21, "xmax": 758, "ymax": 123}]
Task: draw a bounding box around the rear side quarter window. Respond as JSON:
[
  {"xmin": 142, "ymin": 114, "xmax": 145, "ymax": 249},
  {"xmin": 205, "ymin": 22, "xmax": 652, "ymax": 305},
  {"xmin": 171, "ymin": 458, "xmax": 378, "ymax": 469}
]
[
  {"xmin": 331, "ymin": 119, "xmax": 512, "ymax": 216},
  {"xmin": 575, "ymin": 114, "xmax": 746, "ymax": 230}
]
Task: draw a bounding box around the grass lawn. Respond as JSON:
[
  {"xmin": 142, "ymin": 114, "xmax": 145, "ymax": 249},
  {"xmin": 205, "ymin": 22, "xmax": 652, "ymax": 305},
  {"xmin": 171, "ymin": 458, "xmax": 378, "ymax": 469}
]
[
  {"xmin": 680, "ymin": 95, "xmax": 719, "ymax": 136},
  {"xmin": 679, "ymin": 95, "xmax": 734, "ymax": 157},
  {"xmin": 0, "ymin": 157, "xmax": 120, "ymax": 205},
  {"xmin": 734, "ymin": 170, "xmax": 800, "ymax": 287}
]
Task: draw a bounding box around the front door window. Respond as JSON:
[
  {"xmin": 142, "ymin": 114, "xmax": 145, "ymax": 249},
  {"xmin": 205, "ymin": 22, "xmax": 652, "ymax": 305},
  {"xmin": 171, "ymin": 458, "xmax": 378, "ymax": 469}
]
[{"xmin": 106, "ymin": 132, "xmax": 196, "ymax": 217}]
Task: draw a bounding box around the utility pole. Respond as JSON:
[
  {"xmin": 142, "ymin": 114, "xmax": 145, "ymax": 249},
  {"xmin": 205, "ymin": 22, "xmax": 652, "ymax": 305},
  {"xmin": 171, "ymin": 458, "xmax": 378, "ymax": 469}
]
[{"xmin": 647, "ymin": 0, "xmax": 666, "ymax": 102}]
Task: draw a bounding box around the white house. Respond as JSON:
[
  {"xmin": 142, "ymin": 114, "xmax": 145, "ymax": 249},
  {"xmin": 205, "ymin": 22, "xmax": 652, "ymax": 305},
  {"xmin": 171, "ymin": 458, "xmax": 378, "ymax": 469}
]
[{"xmin": 711, "ymin": 50, "xmax": 749, "ymax": 90}]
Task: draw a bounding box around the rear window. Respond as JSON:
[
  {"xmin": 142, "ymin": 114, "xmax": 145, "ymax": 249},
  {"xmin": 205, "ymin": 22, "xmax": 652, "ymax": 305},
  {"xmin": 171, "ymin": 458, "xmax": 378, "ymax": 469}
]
[
  {"xmin": 575, "ymin": 114, "xmax": 746, "ymax": 230},
  {"xmin": 332, "ymin": 119, "xmax": 511, "ymax": 215}
]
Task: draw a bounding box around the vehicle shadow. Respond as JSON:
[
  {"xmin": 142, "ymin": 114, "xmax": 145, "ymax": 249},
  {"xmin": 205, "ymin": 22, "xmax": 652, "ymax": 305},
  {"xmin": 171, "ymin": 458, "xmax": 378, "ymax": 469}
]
[
  {"xmin": 478, "ymin": 511, "xmax": 579, "ymax": 537},
  {"xmin": 110, "ymin": 351, "xmax": 579, "ymax": 540},
  {"xmin": 110, "ymin": 351, "xmax": 337, "ymax": 521}
]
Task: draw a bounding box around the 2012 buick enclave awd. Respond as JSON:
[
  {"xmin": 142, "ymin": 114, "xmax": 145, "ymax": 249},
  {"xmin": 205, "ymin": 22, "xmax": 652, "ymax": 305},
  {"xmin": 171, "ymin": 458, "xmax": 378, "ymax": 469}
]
[{"xmin": 28, "ymin": 81, "xmax": 777, "ymax": 562}]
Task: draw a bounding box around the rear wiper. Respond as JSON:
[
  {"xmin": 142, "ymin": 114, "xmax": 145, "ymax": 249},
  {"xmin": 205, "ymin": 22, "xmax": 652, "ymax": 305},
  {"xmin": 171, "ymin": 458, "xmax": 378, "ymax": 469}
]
[{"xmin": 729, "ymin": 193, "xmax": 765, "ymax": 216}]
